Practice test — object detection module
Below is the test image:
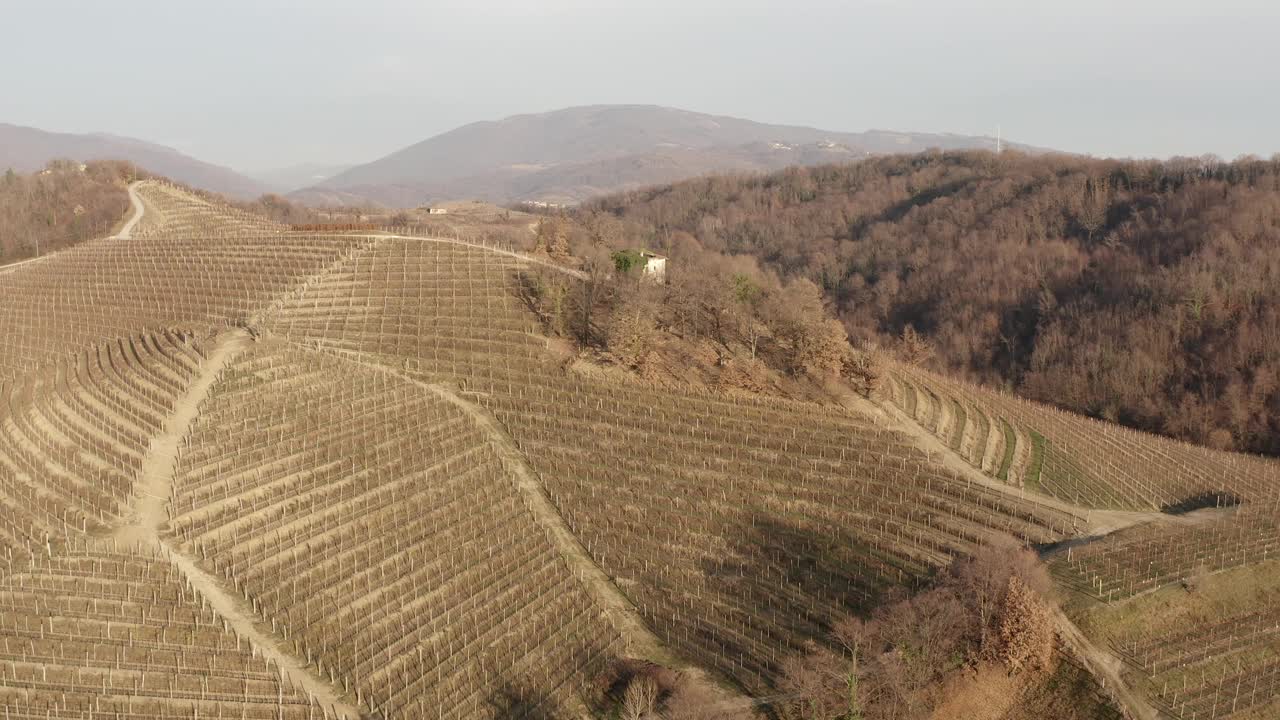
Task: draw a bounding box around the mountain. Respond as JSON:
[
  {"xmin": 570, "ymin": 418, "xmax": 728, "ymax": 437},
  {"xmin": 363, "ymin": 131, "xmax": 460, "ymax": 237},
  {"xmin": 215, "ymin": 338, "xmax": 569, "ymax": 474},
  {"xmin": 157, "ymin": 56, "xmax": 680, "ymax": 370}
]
[
  {"xmin": 294, "ymin": 105, "xmax": 1046, "ymax": 207},
  {"xmin": 248, "ymin": 163, "xmax": 354, "ymax": 193},
  {"xmin": 0, "ymin": 123, "xmax": 268, "ymax": 199}
]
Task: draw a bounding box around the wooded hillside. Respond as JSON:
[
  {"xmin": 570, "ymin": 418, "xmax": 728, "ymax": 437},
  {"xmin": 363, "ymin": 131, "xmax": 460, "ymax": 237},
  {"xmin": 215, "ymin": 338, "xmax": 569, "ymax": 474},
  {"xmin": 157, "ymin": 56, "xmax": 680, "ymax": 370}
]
[
  {"xmin": 589, "ymin": 152, "xmax": 1280, "ymax": 456},
  {"xmin": 0, "ymin": 160, "xmax": 136, "ymax": 263}
]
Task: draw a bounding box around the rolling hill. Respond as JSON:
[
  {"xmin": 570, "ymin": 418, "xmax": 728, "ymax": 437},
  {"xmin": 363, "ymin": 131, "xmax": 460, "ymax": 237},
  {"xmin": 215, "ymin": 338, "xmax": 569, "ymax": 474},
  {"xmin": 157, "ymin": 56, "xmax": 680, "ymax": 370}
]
[
  {"xmin": 1, "ymin": 182, "xmax": 1276, "ymax": 718},
  {"xmin": 293, "ymin": 104, "xmax": 1041, "ymax": 207},
  {"xmin": 0, "ymin": 122, "xmax": 268, "ymax": 199},
  {"xmin": 588, "ymin": 151, "xmax": 1280, "ymax": 458}
]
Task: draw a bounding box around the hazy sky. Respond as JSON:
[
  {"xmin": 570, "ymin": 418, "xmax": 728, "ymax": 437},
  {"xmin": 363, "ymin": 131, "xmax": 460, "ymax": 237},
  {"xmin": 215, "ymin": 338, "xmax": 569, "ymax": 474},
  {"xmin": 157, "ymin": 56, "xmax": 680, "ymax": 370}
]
[{"xmin": 3, "ymin": 0, "xmax": 1278, "ymax": 172}]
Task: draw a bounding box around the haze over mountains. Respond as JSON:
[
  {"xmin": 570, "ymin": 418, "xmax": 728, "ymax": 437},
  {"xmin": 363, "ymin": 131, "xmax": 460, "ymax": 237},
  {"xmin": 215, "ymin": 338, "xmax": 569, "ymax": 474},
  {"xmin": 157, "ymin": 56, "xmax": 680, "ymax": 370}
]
[
  {"xmin": 247, "ymin": 163, "xmax": 355, "ymax": 193},
  {"xmin": 292, "ymin": 105, "xmax": 1036, "ymax": 208},
  {"xmin": 0, "ymin": 123, "xmax": 268, "ymax": 200},
  {"xmin": 3, "ymin": 105, "xmax": 1041, "ymax": 207}
]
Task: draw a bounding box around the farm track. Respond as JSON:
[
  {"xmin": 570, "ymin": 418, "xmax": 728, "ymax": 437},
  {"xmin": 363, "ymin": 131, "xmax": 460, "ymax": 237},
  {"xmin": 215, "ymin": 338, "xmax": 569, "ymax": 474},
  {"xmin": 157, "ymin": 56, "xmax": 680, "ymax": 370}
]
[
  {"xmin": 112, "ymin": 329, "xmax": 362, "ymax": 719},
  {"xmin": 1052, "ymin": 606, "xmax": 1159, "ymax": 720},
  {"xmin": 293, "ymin": 342, "xmax": 679, "ymax": 664},
  {"xmin": 854, "ymin": 392, "xmax": 1162, "ymax": 537},
  {"xmin": 0, "ymin": 180, "xmax": 144, "ymax": 276},
  {"xmin": 116, "ymin": 181, "xmax": 145, "ymax": 240}
]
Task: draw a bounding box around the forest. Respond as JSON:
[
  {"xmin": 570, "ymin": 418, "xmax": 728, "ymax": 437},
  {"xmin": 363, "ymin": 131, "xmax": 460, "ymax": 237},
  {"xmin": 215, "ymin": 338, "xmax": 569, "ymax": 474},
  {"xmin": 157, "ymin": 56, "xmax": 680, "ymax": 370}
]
[
  {"xmin": 0, "ymin": 160, "xmax": 138, "ymax": 263},
  {"xmin": 586, "ymin": 152, "xmax": 1280, "ymax": 456}
]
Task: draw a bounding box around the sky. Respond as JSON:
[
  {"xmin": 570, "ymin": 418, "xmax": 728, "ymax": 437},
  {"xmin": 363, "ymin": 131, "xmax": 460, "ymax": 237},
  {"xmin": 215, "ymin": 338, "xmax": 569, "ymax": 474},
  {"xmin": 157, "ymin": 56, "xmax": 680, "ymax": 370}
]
[{"xmin": 2, "ymin": 0, "xmax": 1278, "ymax": 172}]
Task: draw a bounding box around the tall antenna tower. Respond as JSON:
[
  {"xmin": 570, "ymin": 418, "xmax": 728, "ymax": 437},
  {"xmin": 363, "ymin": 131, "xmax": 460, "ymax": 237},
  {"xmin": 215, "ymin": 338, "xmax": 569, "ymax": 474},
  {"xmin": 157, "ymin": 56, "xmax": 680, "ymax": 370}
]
[{"xmin": 996, "ymin": 125, "xmax": 1002, "ymax": 154}]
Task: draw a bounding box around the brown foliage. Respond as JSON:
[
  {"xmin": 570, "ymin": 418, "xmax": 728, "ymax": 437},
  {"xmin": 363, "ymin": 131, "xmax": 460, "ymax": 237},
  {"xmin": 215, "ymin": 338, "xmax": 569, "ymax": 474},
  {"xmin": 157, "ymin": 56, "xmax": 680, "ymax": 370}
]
[
  {"xmin": 621, "ymin": 675, "xmax": 660, "ymax": 720},
  {"xmin": 590, "ymin": 152, "xmax": 1280, "ymax": 455},
  {"xmin": 0, "ymin": 160, "xmax": 136, "ymax": 262},
  {"xmin": 663, "ymin": 678, "xmax": 744, "ymax": 720},
  {"xmin": 527, "ymin": 224, "xmax": 857, "ymax": 380},
  {"xmin": 608, "ymin": 279, "xmax": 661, "ymax": 369},
  {"xmin": 897, "ymin": 326, "xmax": 933, "ymax": 367},
  {"xmin": 534, "ymin": 215, "xmax": 571, "ymax": 257},
  {"xmin": 778, "ymin": 538, "xmax": 1060, "ymax": 720},
  {"xmin": 767, "ymin": 279, "xmax": 851, "ymax": 376},
  {"xmin": 238, "ymin": 193, "xmax": 324, "ymax": 224},
  {"xmin": 997, "ymin": 576, "xmax": 1055, "ymax": 674}
]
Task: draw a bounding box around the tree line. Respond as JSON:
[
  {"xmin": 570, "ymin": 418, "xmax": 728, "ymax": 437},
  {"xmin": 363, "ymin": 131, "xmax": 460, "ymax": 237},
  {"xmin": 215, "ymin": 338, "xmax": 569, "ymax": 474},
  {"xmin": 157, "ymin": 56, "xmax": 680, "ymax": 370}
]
[
  {"xmin": 0, "ymin": 160, "xmax": 138, "ymax": 263},
  {"xmin": 586, "ymin": 151, "xmax": 1280, "ymax": 456}
]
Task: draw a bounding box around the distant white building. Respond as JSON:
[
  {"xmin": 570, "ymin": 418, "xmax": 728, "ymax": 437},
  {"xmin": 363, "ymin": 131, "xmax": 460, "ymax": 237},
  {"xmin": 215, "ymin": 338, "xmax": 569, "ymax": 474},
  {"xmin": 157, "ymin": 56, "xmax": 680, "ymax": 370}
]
[
  {"xmin": 426, "ymin": 207, "xmax": 449, "ymax": 215},
  {"xmin": 640, "ymin": 251, "xmax": 667, "ymax": 283}
]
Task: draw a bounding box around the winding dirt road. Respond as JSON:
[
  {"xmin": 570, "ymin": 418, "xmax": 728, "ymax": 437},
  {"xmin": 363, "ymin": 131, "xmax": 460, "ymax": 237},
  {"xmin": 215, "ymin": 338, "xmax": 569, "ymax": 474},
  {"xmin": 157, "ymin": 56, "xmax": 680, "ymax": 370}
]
[
  {"xmin": 114, "ymin": 181, "xmax": 146, "ymax": 239},
  {"xmin": 0, "ymin": 180, "xmax": 146, "ymax": 276}
]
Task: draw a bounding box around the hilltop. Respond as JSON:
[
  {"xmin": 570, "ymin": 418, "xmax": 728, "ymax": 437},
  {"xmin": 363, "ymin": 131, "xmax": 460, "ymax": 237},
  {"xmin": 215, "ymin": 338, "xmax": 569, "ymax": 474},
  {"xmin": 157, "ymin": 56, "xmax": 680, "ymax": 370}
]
[
  {"xmin": 0, "ymin": 122, "xmax": 268, "ymax": 199},
  {"xmin": 293, "ymin": 104, "xmax": 1042, "ymax": 207}
]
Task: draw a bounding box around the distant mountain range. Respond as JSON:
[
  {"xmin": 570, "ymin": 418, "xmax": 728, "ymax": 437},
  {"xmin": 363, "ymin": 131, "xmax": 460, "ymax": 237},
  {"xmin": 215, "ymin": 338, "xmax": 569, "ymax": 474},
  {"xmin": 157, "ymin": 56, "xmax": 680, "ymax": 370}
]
[
  {"xmin": 2, "ymin": 107, "xmax": 1047, "ymax": 208},
  {"xmin": 0, "ymin": 123, "xmax": 268, "ymax": 200},
  {"xmin": 292, "ymin": 105, "xmax": 1045, "ymax": 208}
]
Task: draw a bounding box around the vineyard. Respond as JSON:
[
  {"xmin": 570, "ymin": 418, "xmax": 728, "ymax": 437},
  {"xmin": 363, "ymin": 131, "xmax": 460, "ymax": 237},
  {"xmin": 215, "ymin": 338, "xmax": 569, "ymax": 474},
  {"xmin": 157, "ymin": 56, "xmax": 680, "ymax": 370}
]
[
  {"xmin": 165, "ymin": 340, "xmax": 622, "ymax": 717},
  {"xmin": 0, "ymin": 543, "xmax": 320, "ymax": 718},
  {"xmin": 262, "ymin": 235, "xmax": 1085, "ymax": 691},
  {"xmin": 0, "ymin": 180, "xmax": 1276, "ymax": 717},
  {"xmin": 1113, "ymin": 596, "xmax": 1280, "ymax": 719},
  {"xmin": 882, "ymin": 364, "xmax": 1280, "ymax": 717},
  {"xmin": 885, "ymin": 364, "xmax": 1280, "ymax": 511}
]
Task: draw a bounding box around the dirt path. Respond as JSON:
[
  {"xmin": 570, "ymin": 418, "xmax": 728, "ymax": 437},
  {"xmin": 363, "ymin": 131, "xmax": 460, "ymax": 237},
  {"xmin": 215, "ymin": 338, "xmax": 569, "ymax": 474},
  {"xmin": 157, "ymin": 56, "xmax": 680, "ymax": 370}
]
[
  {"xmin": 294, "ymin": 341, "xmax": 748, "ymax": 700},
  {"xmin": 1051, "ymin": 607, "xmax": 1158, "ymax": 720},
  {"xmin": 252, "ymin": 237, "xmax": 380, "ymax": 327},
  {"xmin": 848, "ymin": 393, "xmax": 1167, "ymax": 538},
  {"xmin": 113, "ymin": 331, "xmax": 248, "ymax": 547},
  {"xmin": 113, "ymin": 330, "xmax": 362, "ymax": 719},
  {"xmin": 160, "ymin": 540, "xmax": 361, "ymax": 718},
  {"xmin": 0, "ymin": 181, "xmax": 145, "ymax": 277},
  {"xmin": 302, "ymin": 344, "xmax": 671, "ymax": 661},
  {"xmin": 426, "ymin": 382, "xmax": 676, "ymax": 660},
  {"xmin": 114, "ymin": 181, "xmax": 145, "ymax": 240}
]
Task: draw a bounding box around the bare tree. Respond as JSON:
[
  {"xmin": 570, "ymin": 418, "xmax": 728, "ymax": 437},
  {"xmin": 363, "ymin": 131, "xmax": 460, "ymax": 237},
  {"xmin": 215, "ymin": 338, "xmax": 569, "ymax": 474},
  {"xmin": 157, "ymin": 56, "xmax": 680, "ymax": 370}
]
[{"xmin": 620, "ymin": 675, "xmax": 660, "ymax": 720}]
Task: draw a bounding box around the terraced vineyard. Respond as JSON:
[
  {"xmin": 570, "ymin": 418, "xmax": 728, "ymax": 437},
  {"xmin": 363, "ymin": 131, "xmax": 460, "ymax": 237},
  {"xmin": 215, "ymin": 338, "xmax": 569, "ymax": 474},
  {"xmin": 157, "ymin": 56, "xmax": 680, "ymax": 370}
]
[
  {"xmin": 1112, "ymin": 598, "xmax": 1280, "ymax": 719},
  {"xmin": 883, "ymin": 365, "xmax": 1280, "ymax": 718},
  {"xmin": 886, "ymin": 364, "xmax": 1280, "ymax": 511},
  {"xmin": 0, "ymin": 544, "xmax": 319, "ymax": 719},
  {"xmin": 0, "ymin": 181, "xmax": 1275, "ymax": 718},
  {"xmin": 263, "ymin": 237, "xmax": 1084, "ymax": 691},
  {"xmin": 166, "ymin": 341, "xmax": 622, "ymax": 716}
]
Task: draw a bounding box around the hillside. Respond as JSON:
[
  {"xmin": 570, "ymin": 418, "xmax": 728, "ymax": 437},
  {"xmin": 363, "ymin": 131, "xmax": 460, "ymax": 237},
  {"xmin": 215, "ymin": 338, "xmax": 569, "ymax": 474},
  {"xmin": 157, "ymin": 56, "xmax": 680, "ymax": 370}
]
[
  {"xmin": 294, "ymin": 105, "xmax": 1039, "ymax": 207},
  {"xmin": 0, "ymin": 160, "xmax": 135, "ymax": 264},
  {"xmin": 0, "ymin": 122, "xmax": 268, "ymax": 199},
  {"xmin": 588, "ymin": 151, "xmax": 1280, "ymax": 457},
  {"xmin": 2, "ymin": 184, "xmax": 1277, "ymax": 718}
]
